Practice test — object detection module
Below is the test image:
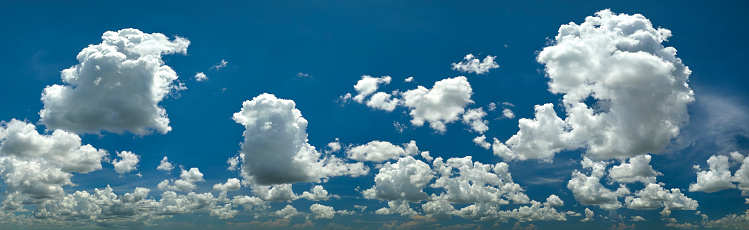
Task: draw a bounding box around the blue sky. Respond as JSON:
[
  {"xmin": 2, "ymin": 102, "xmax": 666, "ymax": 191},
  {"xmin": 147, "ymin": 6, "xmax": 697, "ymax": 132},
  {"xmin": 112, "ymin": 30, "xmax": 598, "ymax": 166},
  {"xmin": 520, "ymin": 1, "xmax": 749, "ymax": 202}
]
[{"xmin": 0, "ymin": 1, "xmax": 748, "ymax": 229}]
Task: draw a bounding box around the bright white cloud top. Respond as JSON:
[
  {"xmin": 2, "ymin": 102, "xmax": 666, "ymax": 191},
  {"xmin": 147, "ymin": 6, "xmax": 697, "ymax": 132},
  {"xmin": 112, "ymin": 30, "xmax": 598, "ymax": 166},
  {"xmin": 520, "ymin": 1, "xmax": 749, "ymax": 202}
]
[{"xmin": 451, "ymin": 54, "xmax": 499, "ymax": 74}]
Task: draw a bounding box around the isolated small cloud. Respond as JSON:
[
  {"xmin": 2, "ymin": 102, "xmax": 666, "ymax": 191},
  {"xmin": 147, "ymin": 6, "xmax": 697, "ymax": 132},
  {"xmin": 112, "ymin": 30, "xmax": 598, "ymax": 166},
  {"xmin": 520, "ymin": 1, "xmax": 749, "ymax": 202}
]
[
  {"xmin": 451, "ymin": 54, "xmax": 499, "ymax": 74},
  {"xmin": 210, "ymin": 59, "xmax": 228, "ymax": 70},
  {"xmin": 112, "ymin": 151, "xmax": 140, "ymax": 174},
  {"xmin": 195, "ymin": 72, "xmax": 208, "ymax": 81}
]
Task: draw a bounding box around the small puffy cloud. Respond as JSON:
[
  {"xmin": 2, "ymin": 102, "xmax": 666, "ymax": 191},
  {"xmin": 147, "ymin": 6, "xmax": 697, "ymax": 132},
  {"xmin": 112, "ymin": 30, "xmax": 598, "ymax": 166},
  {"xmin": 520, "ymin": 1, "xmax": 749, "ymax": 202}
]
[
  {"xmin": 158, "ymin": 168, "xmax": 204, "ymax": 191},
  {"xmin": 502, "ymin": 108, "xmax": 515, "ymax": 119},
  {"xmin": 346, "ymin": 140, "xmax": 420, "ymax": 162},
  {"xmin": 401, "ymin": 76, "xmax": 473, "ymax": 133},
  {"xmin": 112, "ymin": 151, "xmax": 140, "ymax": 174},
  {"xmin": 581, "ymin": 208, "xmax": 594, "ymax": 222},
  {"xmin": 40, "ymin": 28, "xmax": 189, "ymax": 135},
  {"xmin": 631, "ymin": 216, "xmax": 646, "ymax": 221},
  {"xmin": 451, "ymin": 54, "xmax": 499, "ymax": 74},
  {"xmin": 213, "ymin": 178, "xmax": 241, "ymax": 191},
  {"xmin": 194, "ymin": 72, "xmax": 208, "ymax": 81},
  {"xmin": 462, "ymin": 108, "xmax": 489, "ymax": 133},
  {"xmin": 544, "ymin": 194, "xmax": 564, "ymax": 207},
  {"xmin": 689, "ymin": 155, "xmax": 735, "ymax": 193},
  {"xmin": 157, "ymin": 156, "xmax": 174, "ymax": 171},
  {"xmin": 252, "ymin": 184, "xmax": 298, "ymax": 202},
  {"xmin": 495, "ymin": 10, "xmax": 694, "ymax": 161},
  {"xmin": 431, "ymin": 156, "xmax": 528, "ymax": 205},
  {"xmin": 275, "ymin": 205, "xmax": 299, "ymax": 219},
  {"xmin": 405, "ymin": 76, "xmax": 414, "ymax": 82},
  {"xmin": 296, "ymin": 72, "xmax": 312, "ymax": 78},
  {"xmin": 326, "ymin": 138, "xmax": 341, "ymax": 153},
  {"xmin": 567, "ymin": 158, "xmax": 623, "ymax": 210},
  {"xmin": 608, "ymin": 155, "xmax": 662, "ymax": 184},
  {"xmin": 625, "ymin": 183, "xmax": 698, "ymax": 210},
  {"xmin": 300, "ymin": 185, "xmax": 338, "ymax": 201},
  {"xmin": 232, "ymin": 93, "xmax": 368, "ymax": 185},
  {"xmin": 352, "ymin": 75, "xmax": 392, "ymax": 103},
  {"xmin": 210, "ymin": 59, "xmax": 228, "ymax": 70},
  {"xmin": 473, "ymin": 135, "xmax": 491, "ymax": 150},
  {"xmin": 374, "ymin": 200, "xmax": 418, "ymax": 216},
  {"xmin": 310, "ymin": 204, "xmax": 335, "ymax": 219},
  {"xmin": 366, "ymin": 92, "xmax": 400, "ymax": 112},
  {"xmin": 363, "ymin": 156, "xmax": 434, "ymax": 202}
]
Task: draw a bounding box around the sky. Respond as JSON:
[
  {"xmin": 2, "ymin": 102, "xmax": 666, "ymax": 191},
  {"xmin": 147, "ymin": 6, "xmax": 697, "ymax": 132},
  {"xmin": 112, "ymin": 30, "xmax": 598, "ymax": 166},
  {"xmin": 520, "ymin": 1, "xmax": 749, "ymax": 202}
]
[{"xmin": 0, "ymin": 1, "xmax": 748, "ymax": 229}]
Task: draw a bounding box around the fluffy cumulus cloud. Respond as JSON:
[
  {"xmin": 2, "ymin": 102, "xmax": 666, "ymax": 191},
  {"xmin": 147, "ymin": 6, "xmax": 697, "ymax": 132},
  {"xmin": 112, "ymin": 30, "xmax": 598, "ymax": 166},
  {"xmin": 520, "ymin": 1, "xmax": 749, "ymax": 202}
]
[
  {"xmin": 430, "ymin": 156, "xmax": 528, "ymax": 205},
  {"xmin": 213, "ymin": 178, "xmax": 241, "ymax": 191},
  {"xmin": 690, "ymin": 151, "xmax": 749, "ymax": 195},
  {"xmin": 608, "ymin": 154, "xmax": 661, "ymax": 184},
  {"xmin": 346, "ymin": 140, "xmax": 421, "ymax": 162},
  {"xmin": 0, "ymin": 119, "xmax": 108, "ymax": 208},
  {"xmin": 112, "ymin": 151, "xmax": 140, "ymax": 174},
  {"xmin": 310, "ymin": 203, "xmax": 335, "ymax": 219},
  {"xmin": 625, "ymin": 183, "xmax": 698, "ymax": 210},
  {"xmin": 494, "ymin": 10, "xmax": 694, "ymax": 161},
  {"xmin": 157, "ymin": 156, "xmax": 174, "ymax": 171},
  {"xmin": 567, "ymin": 158, "xmax": 626, "ymax": 210},
  {"xmin": 350, "ymin": 75, "xmax": 392, "ymax": 103},
  {"xmin": 451, "ymin": 54, "xmax": 499, "ymax": 74},
  {"xmin": 462, "ymin": 108, "xmax": 489, "ymax": 134},
  {"xmin": 158, "ymin": 168, "xmax": 205, "ymax": 191},
  {"xmin": 401, "ymin": 77, "xmax": 474, "ymax": 133},
  {"xmin": 40, "ymin": 28, "xmax": 190, "ymax": 135},
  {"xmin": 233, "ymin": 93, "xmax": 368, "ymax": 185},
  {"xmin": 194, "ymin": 72, "xmax": 208, "ymax": 81},
  {"xmin": 363, "ymin": 156, "xmax": 434, "ymax": 202}
]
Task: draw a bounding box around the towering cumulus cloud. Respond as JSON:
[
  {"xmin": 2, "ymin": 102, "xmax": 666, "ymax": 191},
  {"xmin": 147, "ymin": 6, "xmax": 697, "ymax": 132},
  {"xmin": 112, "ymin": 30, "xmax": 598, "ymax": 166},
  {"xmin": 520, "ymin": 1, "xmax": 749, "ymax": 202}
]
[
  {"xmin": 40, "ymin": 28, "xmax": 190, "ymax": 135},
  {"xmin": 233, "ymin": 93, "xmax": 368, "ymax": 185},
  {"xmin": 494, "ymin": 9, "xmax": 694, "ymax": 161}
]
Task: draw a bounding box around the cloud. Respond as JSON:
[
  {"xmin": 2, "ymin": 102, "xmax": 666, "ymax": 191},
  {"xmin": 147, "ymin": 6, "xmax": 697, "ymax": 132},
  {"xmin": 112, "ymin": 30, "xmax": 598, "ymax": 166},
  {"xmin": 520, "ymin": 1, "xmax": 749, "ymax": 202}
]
[
  {"xmin": 0, "ymin": 119, "xmax": 108, "ymax": 208},
  {"xmin": 275, "ymin": 205, "xmax": 300, "ymax": 219},
  {"xmin": 451, "ymin": 54, "xmax": 499, "ymax": 74},
  {"xmin": 366, "ymin": 92, "xmax": 400, "ymax": 112},
  {"xmin": 299, "ymin": 185, "xmax": 338, "ymax": 201},
  {"xmin": 401, "ymin": 76, "xmax": 473, "ymax": 133},
  {"xmin": 544, "ymin": 194, "xmax": 564, "ymax": 207},
  {"xmin": 326, "ymin": 138, "xmax": 341, "ymax": 154},
  {"xmin": 625, "ymin": 183, "xmax": 698, "ymax": 210},
  {"xmin": 430, "ymin": 156, "xmax": 528, "ymax": 205},
  {"xmin": 703, "ymin": 209, "xmax": 749, "ymax": 229},
  {"xmin": 157, "ymin": 156, "xmax": 174, "ymax": 171},
  {"xmin": 39, "ymin": 28, "xmax": 190, "ymax": 135},
  {"xmin": 252, "ymin": 184, "xmax": 297, "ymax": 202},
  {"xmin": 351, "ymin": 75, "xmax": 392, "ymax": 103},
  {"xmin": 158, "ymin": 168, "xmax": 205, "ymax": 191},
  {"xmin": 608, "ymin": 155, "xmax": 662, "ymax": 184},
  {"xmin": 405, "ymin": 77, "xmax": 414, "ymax": 82},
  {"xmin": 462, "ymin": 108, "xmax": 489, "ymax": 133},
  {"xmin": 689, "ymin": 155, "xmax": 735, "ymax": 193},
  {"xmin": 497, "ymin": 200, "xmax": 567, "ymax": 222},
  {"xmin": 473, "ymin": 135, "xmax": 491, "ymax": 150},
  {"xmin": 296, "ymin": 72, "xmax": 312, "ymax": 78},
  {"xmin": 213, "ymin": 178, "xmax": 241, "ymax": 191},
  {"xmin": 502, "ymin": 108, "xmax": 515, "ymax": 119},
  {"xmin": 232, "ymin": 93, "xmax": 368, "ymax": 185},
  {"xmin": 346, "ymin": 140, "xmax": 420, "ymax": 162},
  {"xmin": 210, "ymin": 59, "xmax": 228, "ymax": 70},
  {"xmin": 310, "ymin": 204, "xmax": 335, "ymax": 219},
  {"xmin": 581, "ymin": 208, "xmax": 594, "ymax": 222},
  {"xmin": 567, "ymin": 158, "xmax": 625, "ymax": 210},
  {"xmin": 112, "ymin": 151, "xmax": 140, "ymax": 174},
  {"xmin": 494, "ymin": 9, "xmax": 694, "ymax": 161},
  {"xmin": 374, "ymin": 200, "xmax": 418, "ymax": 216},
  {"xmin": 195, "ymin": 72, "xmax": 208, "ymax": 81},
  {"xmin": 363, "ymin": 156, "xmax": 434, "ymax": 202}
]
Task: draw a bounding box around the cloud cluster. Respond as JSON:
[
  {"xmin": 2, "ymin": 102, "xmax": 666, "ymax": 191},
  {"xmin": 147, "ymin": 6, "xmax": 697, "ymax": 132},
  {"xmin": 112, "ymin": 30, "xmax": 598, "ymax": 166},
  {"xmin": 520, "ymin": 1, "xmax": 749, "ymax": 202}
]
[
  {"xmin": 493, "ymin": 9, "xmax": 694, "ymax": 161},
  {"xmin": 40, "ymin": 28, "xmax": 190, "ymax": 135},
  {"xmin": 363, "ymin": 156, "xmax": 434, "ymax": 201},
  {"xmin": 158, "ymin": 168, "xmax": 205, "ymax": 191},
  {"xmin": 346, "ymin": 140, "xmax": 421, "ymax": 162},
  {"xmin": 233, "ymin": 93, "xmax": 368, "ymax": 185},
  {"xmin": 690, "ymin": 151, "xmax": 749, "ymax": 195},
  {"xmin": 451, "ymin": 54, "xmax": 499, "ymax": 75}
]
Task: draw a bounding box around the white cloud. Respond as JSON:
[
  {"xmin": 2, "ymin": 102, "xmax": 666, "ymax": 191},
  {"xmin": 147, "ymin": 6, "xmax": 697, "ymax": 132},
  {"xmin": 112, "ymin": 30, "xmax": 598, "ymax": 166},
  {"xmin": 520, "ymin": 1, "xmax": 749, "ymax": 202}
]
[
  {"xmin": 275, "ymin": 205, "xmax": 299, "ymax": 219},
  {"xmin": 431, "ymin": 156, "xmax": 528, "ymax": 205},
  {"xmin": 296, "ymin": 72, "xmax": 312, "ymax": 78},
  {"xmin": 252, "ymin": 184, "xmax": 298, "ymax": 202},
  {"xmin": 210, "ymin": 59, "xmax": 228, "ymax": 70},
  {"xmin": 689, "ymin": 155, "xmax": 735, "ymax": 193},
  {"xmin": 502, "ymin": 108, "xmax": 515, "ymax": 119},
  {"xmin": 363, "ymin": 156, "xmax": 434, "ymax": 202},
  {"xmin": 158, "ymin": 168, "xmax": 204, "ymax": 191},
  {"xmin": 112, "ymin": 151, "xmax": 140, "ymax": 174},
  {"xmin": 374, "ymin": 200, "xmax": 418, "ymax": 216},
  {"xmin": 544, "ymin": 194, "xmax": 564, "ymax": 207},
  {"xmin": 405, "ymin": 76, "xmax": 414, "ymax": 82},
  {"xmin": 310, "ymin": 204, "xmax": 335, "ymax": 219},
  {"xmin": 473, "ymin": 135, "xmax": 491, "ymax": 150},
  {"xmin": 494, "ymin": 10, "xmax": 694, "ymax": 161},
  {"xmin": 366, "ymin": 92, "xmax": 400, "ymax": 111},
  {"xmin": 195, "ymin": 72, "xmax": 208, "ymax": 81},
  {"xmin": 0, "ymin": 119, "xmax": 108, "ymax": 207},
  {"xmin": 352, "ymin": 75, "xmax": 392, "ymax": 103},
  {"xmin": 631, "ymin": 216, "xmax": 646, "ymax": 221},
  {"xmin": 300, "ymin": 185, "xmax": 338, "ymax": 201},
  {"xmin": 581, "ymin": 208, "xmax": 594, "ymax": 222},
  {"xmin": 462, "ymin": 108, "xmax": 489, "ymax": 133},
  {"xmin": 732, "ymin": 152, "xmax": 749, "ymax": 195},
  {"xmin": 608, "ymin": 154, "xmax": 662, "ymax": 184},
  {"xmin": 394, "ymin": 121, "xmax": 407, "ymax": 133},
  {"xmin": 232, "ymin": 93, "xmax": 368, "ymax": 185},
  {"xmin": 157, "ymin": 156, "xmax": 174, "ymax": 171},
  {"xmin": 451, "ymin": 54, "xmax": 499, "ymax": 74},
  {"xmin": 487, "ymin": 102, "xmax": 497, "ymax": 111},
  {"xmin": 326, "ymin": 138, "xmax": 341, "ymax": 153},
  {"xmin": 213, "ymin": 178, "xmax": 241, "ymax": 191},
  {"xmin": 625, "ymin": 183, "xmax": 698, "ymax": 210},
  {"xmin": 422, "ymin": 198, "xmax": 455, "ymax": 219},
  {"xmin": 346, "ymin": 140, "xmax": 420, "ymax": 162},
  {"xmin": 40, "ymin": 28, "xmax": 190, "ymax": 135},
  {"xmin": 497, "ymin": 200, "xmax": 567, "ymax": 222},
  {"xmin": 401, "ymin": 76, "xmax": 474, "ymax": 133},
  {"xmin": 567, "ymin": 158, "xmax": 623, "ymax": 210},
  {"xmin": 703, "ymin": 209, "xmax": 749, "ymax": 229}
]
